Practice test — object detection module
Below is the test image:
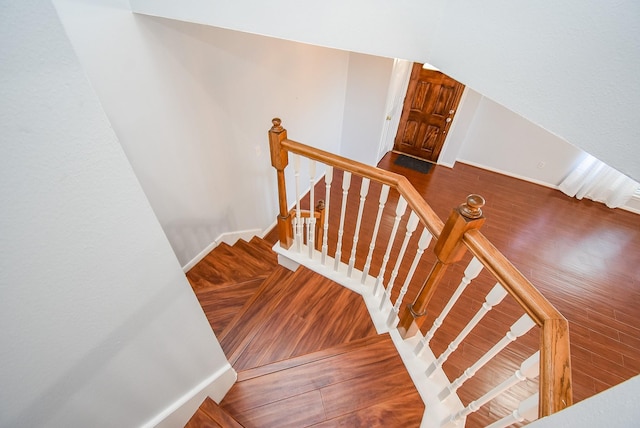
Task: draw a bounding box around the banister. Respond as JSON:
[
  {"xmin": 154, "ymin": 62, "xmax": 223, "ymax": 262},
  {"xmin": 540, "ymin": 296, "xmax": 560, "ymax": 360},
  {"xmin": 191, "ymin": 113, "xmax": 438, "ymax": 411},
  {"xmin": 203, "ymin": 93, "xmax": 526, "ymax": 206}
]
[
  {"xmin": 281, "ymin": 139, "xmax": 445, "ymax": 238},
  {"xmin": 463, "ymin": 229, "xmax": 572, "ymax": 417},
  {"xmin": 462, "ymin": 229, "xmax": 563, "ymax": 325},
  {"xmin": 539, "ymin": 318, "xmax": 572, "ymax": 417},
  {"xmin": 270, "ymin": 119, "xmax": 572, "ymax": 421}
]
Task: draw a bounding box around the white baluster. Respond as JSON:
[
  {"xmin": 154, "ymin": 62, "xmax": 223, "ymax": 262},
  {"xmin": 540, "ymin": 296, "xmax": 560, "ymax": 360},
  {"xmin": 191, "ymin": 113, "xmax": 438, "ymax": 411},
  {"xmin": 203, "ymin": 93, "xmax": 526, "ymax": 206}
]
[
  {"xmin": 387, "ymin": 227, "xmax": 432, "ymax": 327},
  {"xmin": 486, "ymin": 393, "xmax": 539, "ymax": 428},
  {"xmin": 292, "ymin": 216, "xmax": 298, "ymax": 248},
  {"xmin": 380, "ymin": 210, "xmax": 419, "ymax": 310},
  {"xmin": 347, "ymin": 178, "xmax": 370, "ymax": 277},
  {"xmin": 426, "ymin": 283, "xmax": 508, "ymax": 378},
  {"xmin": 361, "ymin": 185, "xmax": 390, "ymax": 283},
  {"xmin": 334, "ymin": 171, "xmax": 352, "ymax": 271},
  {"xmin": 305, "ymin": 217, "xmax": 312, "ymax": 256},
  {"xmin": 293, "ymin": 154, "xmax": 302, "ymax": 252},
  {"xmin": 415, "ymin": 257, "xmax": 484, "ymax": 356},
  {"xmin": 373, "ymin": 197, "xmax": 407, "ymax": 296},
  {"xmin": 308, "ymin": 159, "xmax": 316, "ymax": 259},
  {"xmin": 438, "ymin": 313, "xmax": 537, "ymax": 401},
  {"xmin": 321, "ymin": 166, "xmax": 333, "ymax": 265},
  {"xmin": 442, "ymin": 351, "xmax": 540, "ymax": 426}
]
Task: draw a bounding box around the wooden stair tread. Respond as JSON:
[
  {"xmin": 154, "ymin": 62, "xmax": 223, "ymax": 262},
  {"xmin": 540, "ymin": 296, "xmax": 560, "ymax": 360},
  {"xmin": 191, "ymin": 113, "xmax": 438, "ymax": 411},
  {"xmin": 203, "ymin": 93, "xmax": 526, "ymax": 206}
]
[
  {"xmin": 308, "ymin": 391, "xmax": 424, "ymax": 427},
  {"xmin": 237, "ymin": 334, "xmax": 388, "ymax": 382},
  {"xmin": 218, "ymin": 265, "xmax": 295, "ymax": 358},
  {"xmin": 231, "ymin": 239, "xmax": 277, "ymax": 271},
  {"xmin": 185, "ymin": 397, "xmax": 243, "ymax": 428},
  {"xmin": 195, "ymin": 278, "xmax": 266, "ymax": 335},
  {"xmin": 210, "ymin": 243, "xmax": 266, "ymax": 278},
  {"xmin": 249, "ymin": 236, "xmax": 278, "ymax": 258},
  {"xmin": 229, "ymin": 267, "xmax": 377, "ymax": 371},
  {"xmin": 220, "ymin": 332, "xmax": 423, "ymax": 427},
  {"xmin": 187, "ymin": 240, "xmax": 275, "ymax": 291},
  {"xmin": 184, "ymin": 410, "xmax": 221, "ymax": 428},
  {"xmin": 234, "ymin": 237, "xmax": 278, "ymax": 267},
  {"xmin": 187, "ymin": 235, "xmax": 422, "ymax": 427}
]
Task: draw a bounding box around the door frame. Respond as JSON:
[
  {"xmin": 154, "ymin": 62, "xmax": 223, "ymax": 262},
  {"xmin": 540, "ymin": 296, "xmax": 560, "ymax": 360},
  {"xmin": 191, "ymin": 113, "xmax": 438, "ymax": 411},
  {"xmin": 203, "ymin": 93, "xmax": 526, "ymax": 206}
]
[{"xmin": 392, "ymin": 63, "xmax": 465, "ymax": 163}]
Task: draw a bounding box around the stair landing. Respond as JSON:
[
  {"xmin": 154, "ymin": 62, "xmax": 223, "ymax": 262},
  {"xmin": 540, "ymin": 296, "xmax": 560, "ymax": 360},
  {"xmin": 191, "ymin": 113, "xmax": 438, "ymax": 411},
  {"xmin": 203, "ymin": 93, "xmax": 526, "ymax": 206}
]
[{"xmin": 186, "ymin": 237, "xmax": 424, "ymax": 427}]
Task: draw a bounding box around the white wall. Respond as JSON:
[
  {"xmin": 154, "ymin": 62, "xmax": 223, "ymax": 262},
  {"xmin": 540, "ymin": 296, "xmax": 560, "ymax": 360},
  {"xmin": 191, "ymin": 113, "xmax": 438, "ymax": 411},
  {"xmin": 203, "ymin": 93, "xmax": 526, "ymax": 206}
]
[
  {"xmin": 377, "ymin": 59, "xmax": 413, "ymax": 159},
  {"xmin": 457, "ymin": 96, "xmax": 585, "ymax": 186},
  {"xmin": 0, "ymin": 1, "xmax": 232, "ymax": 426},
  {"xmin": 130, "ymin": 0, "xmax": 640, "ymax": 182},
  {"xmin": 129, "ymin": 0, "xmax": 442, "ymax": 63},
  {"xmin": 530, "ymin": 375, "xmax": 640, "ymax": 427},
  {"xmin": 340, "ymin": 52, "xmax": 394, "ymax": 165},
  {"xmin": 54, "ymin": 0, "xmax": 349, "ymax": 267},
  {"xmin": 430, "ymin": 0, "xmax": 640, "ymax": 182}
]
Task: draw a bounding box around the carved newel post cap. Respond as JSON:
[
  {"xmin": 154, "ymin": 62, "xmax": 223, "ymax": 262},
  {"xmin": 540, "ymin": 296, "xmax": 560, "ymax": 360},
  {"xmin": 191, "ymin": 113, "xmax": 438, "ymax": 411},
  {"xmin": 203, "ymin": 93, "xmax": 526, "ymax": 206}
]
[
  {"xmin": 271, "ymin": 117, "xmax": 284, "ymax": 132},
  {"xmin": 459, "ymin": 194, "xmax": 485, "ymax": 219}
]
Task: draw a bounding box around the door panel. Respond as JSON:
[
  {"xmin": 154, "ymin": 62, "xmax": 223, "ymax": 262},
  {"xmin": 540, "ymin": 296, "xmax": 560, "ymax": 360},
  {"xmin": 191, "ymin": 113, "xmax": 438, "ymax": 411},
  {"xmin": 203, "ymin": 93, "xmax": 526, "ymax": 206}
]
[{"xmin": 394, "ymin": 64, "xmax": 464, "ymax": 162}]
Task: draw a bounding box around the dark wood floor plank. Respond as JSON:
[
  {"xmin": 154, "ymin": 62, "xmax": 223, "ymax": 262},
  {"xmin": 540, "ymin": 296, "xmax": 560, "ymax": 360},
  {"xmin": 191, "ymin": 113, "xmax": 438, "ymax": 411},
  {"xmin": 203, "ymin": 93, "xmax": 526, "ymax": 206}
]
[
  {"xmin": 198, "ymin": 397, "xmax": 244, "ymax": 428},
  {"xmin": 233, "ymin": 390, "xmax": 326, "ymax": 428},
  {"xmin": 184, "ymin": 410, "xmax": 221, "ymax": 428},
  {"xmin": 231, "ymin": 267, "xmax": 377, "ymax": 371},
  {"xmin": 195, "ymin": 278, "xmax": 264, "ymax": 334},
  {"xmin": 308, "ymin": 391, "xmax": 424, "ymax": 428},
  {"xmin": 232, "ymin": 239, "xmax": 278, "ymax": 271},
  {"xmin": 320, "ymin": 363, "xmax": 420, "ymax": 420},
  {"xmin": 233, "ymin": 308, "xmax": 310, "ymax": 370},
  {"xmin": 210, "ymin": 243, "xmax": 265, "ymax": 279},
  {"xmin": 218, "ymin": 265, "xmax": 293, "ymax": 356},
  {"xmin": 222, "ymin": 336, "xmax": 398, "ymax": 414},
  {"xmin": 237, "ymin": 334, "xmax": 388, "ymax": 382}
]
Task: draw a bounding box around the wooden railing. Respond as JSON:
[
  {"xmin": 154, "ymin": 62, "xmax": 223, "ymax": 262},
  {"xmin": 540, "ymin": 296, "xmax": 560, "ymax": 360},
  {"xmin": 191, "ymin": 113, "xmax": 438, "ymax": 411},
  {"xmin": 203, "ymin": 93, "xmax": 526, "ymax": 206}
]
[{"xmin": 268, "ymin": 118, "xmax": 572, "ymax": 426}]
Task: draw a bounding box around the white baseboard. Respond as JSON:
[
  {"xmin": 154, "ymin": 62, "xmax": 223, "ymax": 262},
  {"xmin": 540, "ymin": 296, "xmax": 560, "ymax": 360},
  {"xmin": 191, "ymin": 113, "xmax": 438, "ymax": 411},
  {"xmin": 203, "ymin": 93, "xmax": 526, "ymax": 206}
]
[
  {"xmin": 261, "ymin": 220, "xmax": 278, "ymax": 239},
  {"xmin": 457, "ymin": 159, "xmax": 560, "ymax": 190},
  {"xmin": 144, "ymin": 363, "xmax": 237, "ymax": 428},
  {"xmin": 215, "ymin": 228, "xmax": 263, "ymax": 247},
  {"xmin": 436, "ymin": 159, "xmax": 456, "ymax": 168},
  {"xmin": 182, "ymin": 172, "xmax": 329, "ymax": 272},
  {"xmin": 458, "ymin": 160, "xmax": 640, "ymax": 215},
  {"xmin": 623, "ymin": 194, "xmax": 640, "ymax": 215},
  {"xmin": 182, "ymin": 240, "xmax": 218, "ymax": 273},
  {"xmin": 182, "ymin": 228, "xmax": 262, "ymax": 272}
]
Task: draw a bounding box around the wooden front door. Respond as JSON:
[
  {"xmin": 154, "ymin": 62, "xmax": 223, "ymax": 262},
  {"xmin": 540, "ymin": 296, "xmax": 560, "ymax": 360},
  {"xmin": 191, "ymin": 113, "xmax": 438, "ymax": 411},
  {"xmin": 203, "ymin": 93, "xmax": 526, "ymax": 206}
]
[{"xmin": 394, "ymin": 64, "xmax": 464, "ymax": 162}]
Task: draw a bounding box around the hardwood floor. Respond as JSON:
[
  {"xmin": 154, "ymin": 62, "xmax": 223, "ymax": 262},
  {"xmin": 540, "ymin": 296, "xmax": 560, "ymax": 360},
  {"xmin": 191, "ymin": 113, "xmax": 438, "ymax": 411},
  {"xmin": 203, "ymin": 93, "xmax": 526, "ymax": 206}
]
[
  {"xmin": 266, "ymin": 152, "xmax": 639, "ymax": 426},
  {"xmin": 193, "ymin": 152, "xmax": 638, "ymax": 427},
  {"xmin": 187, "ymin": 237, "xmax": 424, "ymax": 427},
  {"xmin": 375, "ymin": 153, "xmax": 640, "ymax": 401},
  {"xmin": 222, "ymin": 334, "xmax": 422, "ymax": 427}
]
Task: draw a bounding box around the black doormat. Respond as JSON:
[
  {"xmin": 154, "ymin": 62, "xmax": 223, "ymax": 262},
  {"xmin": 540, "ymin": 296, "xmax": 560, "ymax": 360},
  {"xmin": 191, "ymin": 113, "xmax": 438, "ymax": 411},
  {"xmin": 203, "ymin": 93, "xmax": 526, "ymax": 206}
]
[{"xmin": 393, "ymin": 154, "xmax": 433, "ymax": 174}]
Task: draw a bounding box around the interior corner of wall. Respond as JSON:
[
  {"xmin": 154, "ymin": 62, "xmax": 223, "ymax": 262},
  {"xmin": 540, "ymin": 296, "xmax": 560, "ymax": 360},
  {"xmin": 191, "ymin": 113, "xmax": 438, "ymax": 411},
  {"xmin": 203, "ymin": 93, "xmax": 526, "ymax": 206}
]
[{"xmin": 149, "ymin": 363, "xmax": 237, "ymax": 428}]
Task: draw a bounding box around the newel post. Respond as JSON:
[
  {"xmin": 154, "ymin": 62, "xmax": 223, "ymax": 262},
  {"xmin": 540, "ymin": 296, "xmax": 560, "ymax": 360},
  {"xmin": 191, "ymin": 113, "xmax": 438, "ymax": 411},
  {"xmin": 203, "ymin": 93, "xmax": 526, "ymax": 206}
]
[
  {"xmin": 398, "ymin": 194, "xmax": 486, "ymax": 338},
  {"xmin": 269, "ymin": 118, "xmax": 293, "ymax": 249}
]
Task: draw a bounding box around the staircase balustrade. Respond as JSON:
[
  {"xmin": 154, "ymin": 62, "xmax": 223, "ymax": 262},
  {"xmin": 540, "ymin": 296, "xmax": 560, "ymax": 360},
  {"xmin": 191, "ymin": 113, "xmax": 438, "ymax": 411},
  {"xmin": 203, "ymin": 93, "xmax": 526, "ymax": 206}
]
[{"xmin": 268, "ymin": 118, "xmax": 572, "ymax": 427}]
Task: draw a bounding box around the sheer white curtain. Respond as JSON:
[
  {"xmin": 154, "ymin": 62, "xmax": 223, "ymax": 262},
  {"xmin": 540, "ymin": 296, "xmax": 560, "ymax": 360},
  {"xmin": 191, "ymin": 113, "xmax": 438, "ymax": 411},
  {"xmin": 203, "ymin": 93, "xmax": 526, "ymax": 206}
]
[{"xmin": 559, "ymin": 154, "xmax": 639, "ymax": 208}]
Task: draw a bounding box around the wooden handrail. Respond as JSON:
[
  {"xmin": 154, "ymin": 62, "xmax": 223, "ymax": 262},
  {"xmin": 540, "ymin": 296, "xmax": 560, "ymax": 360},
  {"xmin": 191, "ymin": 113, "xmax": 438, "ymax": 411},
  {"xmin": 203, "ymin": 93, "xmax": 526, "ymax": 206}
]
[
  {"xmin": 463, "ymin": 229, "xmax": 572, "ymax": 416},
  {"xmin": 270, "ymin": 119, "xmax": 572, "ymax": 419},
  {"xmin": 281, "ymin": 139, "xmax": 445, "ymax": 239},
  {"xmin": 463, "ymin": 229, "xmax": 563, "ymax": 325}
]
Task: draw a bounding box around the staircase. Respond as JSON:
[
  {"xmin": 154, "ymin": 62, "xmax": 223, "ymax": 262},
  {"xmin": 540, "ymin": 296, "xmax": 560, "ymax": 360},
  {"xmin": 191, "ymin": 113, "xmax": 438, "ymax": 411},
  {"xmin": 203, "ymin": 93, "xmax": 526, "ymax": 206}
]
[
  {"xmin": 185, "ymin": 397, "xmax": 243, "ymax": 428},
  {"xmin": 185, "ymin": 237, "xmax": 425, "ymax": 427},
  {"xmin": 183, "ymin": 119, "xmax": 573, "ymax": 427}
]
